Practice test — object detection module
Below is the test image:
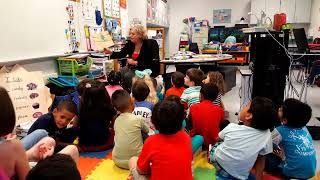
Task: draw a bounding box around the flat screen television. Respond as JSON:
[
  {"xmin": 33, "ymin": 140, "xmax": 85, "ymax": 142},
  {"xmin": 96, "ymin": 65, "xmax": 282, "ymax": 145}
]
[{"xmin": 208, "ymin": 26, "xmax": 248, "ymax": 43}]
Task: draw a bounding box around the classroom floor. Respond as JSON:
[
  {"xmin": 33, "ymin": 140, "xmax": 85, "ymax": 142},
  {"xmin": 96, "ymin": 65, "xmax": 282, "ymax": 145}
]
[
  {"xmin": 77, "ymin": 150, "xmax": 216, "ymax": 180},
  {"xmin": 77, "ymin": 67, "xmax": 320, "ymax": 179}
]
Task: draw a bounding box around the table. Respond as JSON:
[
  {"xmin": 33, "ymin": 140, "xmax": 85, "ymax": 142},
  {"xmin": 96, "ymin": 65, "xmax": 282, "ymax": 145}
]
[
  {"xmin": 160, "ymin": 54, "xmax": 233, "ymax": 74},
  {"xmin": 202, "ymin": 49, "xmax": 250, "ymax": 65}
]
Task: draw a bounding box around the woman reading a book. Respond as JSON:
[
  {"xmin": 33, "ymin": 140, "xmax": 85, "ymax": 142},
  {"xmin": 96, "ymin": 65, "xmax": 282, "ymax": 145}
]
[{"xmin": 104, "ymin": 25, "xmax": 160, "ymax": 77}]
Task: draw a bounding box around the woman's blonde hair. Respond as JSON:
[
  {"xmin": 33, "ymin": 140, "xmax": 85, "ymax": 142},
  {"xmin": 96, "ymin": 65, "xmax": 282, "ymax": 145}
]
[
  {"xmin": 207, "ymin": 71, "xmax": 225, "ymax": 95},
  {"xmin": 130, "ymin": 25, "xmax": 148, "ymax": 40},
  {"xmin": 132, "ymin": 75, "xmax": 158, "ymax": 104}
]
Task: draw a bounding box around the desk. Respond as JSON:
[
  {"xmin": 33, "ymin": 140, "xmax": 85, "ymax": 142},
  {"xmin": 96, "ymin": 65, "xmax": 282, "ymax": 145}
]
[
  {"xmin": 202, "ymin": 49, "xmax": 249, "ymax": 65},
  {"xmin": 289, "ymin": 51, "xmax": 320, "ymax": 74},
  {"xmin": 160, "ymin": 54, "xmax": 232, "ymax": 74}
]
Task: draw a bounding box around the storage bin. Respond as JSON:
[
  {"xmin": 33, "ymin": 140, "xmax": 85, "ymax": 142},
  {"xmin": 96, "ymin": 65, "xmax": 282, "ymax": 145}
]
[{"xmin": 57, "ymin": 56, "xmax": 93, "ymax": 76}]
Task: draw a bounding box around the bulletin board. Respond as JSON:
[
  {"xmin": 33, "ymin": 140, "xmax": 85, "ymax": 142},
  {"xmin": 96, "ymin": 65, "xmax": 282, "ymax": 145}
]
[{"xmin": 0, "ymin": 0, "xmax": 113, "ymax": 63}]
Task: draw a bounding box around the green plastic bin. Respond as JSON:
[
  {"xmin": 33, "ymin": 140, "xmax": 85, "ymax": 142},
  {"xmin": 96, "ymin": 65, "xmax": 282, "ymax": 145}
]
[{"xmin": 57, "ymin": 56, "xmax": 93, "ymax": 76}]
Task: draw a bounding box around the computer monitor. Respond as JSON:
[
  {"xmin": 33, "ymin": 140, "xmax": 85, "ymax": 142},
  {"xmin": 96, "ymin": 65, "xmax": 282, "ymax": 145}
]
[
  {"xmin": 209, "ymin": 27, "xmax": 247, "ymax": 43},
  {"xmin": 293, "ymin": 28, "xmax": 309, "ymax": 52},
  {"xmin": 235, "ymin": 24, "xmax": 249, "ymax": 29},
  {"xmin": 208, "ymin": 27, "xmax": 224, "ymax": 42}
]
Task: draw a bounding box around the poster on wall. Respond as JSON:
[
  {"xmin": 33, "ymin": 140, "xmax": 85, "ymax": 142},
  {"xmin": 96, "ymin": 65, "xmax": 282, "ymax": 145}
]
[
  {"xmin": 103, "ymin": 0, "xmax": 120, "ymax": 18},
  {"xmin": 0, "ymin": 65, "xmax": 50, "ymax": 125},
  {"xmin": 104, "ymin": 0, "xmax": 112, "ymax": 17},
  {"xmin": 213, "ymin": 9, "xmax": 232, "ymax": 23},
  {"xmin": 112, "ymin": 0, "xmax": 120, "ymax": 18},
  {"xmin": 82, "ymin": 0, "xmax": 95, "ymax": 20}
]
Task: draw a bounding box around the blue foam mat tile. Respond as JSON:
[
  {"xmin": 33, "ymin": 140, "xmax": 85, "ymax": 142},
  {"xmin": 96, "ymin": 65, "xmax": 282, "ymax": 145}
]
[{"xmin": 80, "ymin": 149, "xmax": 112, "ymax": 159}]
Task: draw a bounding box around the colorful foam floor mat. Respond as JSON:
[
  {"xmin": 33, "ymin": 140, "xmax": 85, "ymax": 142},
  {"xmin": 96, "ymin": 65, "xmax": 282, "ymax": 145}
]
[
  {"xmin": 78, "ymin": 150, "xmax": 216, "ymax": 180},
  {"xmin": 78, "ymin": 150, "xmax": 320, "ymax": 180}
]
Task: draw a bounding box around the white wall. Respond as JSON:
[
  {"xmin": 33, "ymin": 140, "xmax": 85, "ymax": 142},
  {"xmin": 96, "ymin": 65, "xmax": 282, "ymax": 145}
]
[
  {"xmin": 127, "ymin": 0, "xmax": 147, "ymax": 27},
  {"xmin": 310, "ymin": 0, "xmax": 320, "ymax": 38},
  {"xmin": 167, "ymin": 0, "xmax": 251, "ymax": 56}
]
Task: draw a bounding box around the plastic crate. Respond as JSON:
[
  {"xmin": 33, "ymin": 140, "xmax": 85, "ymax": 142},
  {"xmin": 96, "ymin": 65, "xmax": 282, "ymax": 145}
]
[
  {"xmin": 57, "ymin": 56, "xmax": 93, "ymax": 76},
  {"xmin": 48, "ymin": 76, "xmax": 79, "ymax": 88}
]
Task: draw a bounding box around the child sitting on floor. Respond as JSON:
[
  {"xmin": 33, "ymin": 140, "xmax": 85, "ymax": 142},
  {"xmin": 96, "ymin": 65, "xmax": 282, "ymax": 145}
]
[
  {"xmin": 0, "ymin": 87, "xmax": 29, "ymax": 179},
  {"xmin": 133, "ymin": 69, "xmax": 158, "ymax": 104},
  {"xmin": 151, "ymin": 77, "xmax": 165, "ymax": 102},
  {"xmin": 105, "ymin": 70, "xmax": 123, "ymax": 97},
  {"xmin": 166, "ymin": 71, "xmax": 185, "ymax": 98},
  {"xmin": 28, "ymin": 100, "xmax": 78, "ymax": 147},
  {"xmin": 181, "ymin": 68, "xmax": 204, "ymax": 109},
  {"xmin": 189, "ymin": 83, "xmax": 224, "ymax": 147},
  {"xmin": 132, "ymin": 80, "xmax": 154, "ymax": 133},
  {"xmin": 78, "ymin": 80, "xmax": 116, "ymax": 152},
  {"xmin": 129, "ymin": 100, "xmax": 193, "ymax": 180},
  {"xmin": 209, "ymin": 97, "xmax": 277, "ymax": 180},
  {"xmin": 0, "ymin": 87, "xmax": 79, "ymax": 180},
  {"xmin": 26, "ymin": 154, "xmax": 81, "ymax": 180},
  {"xmin": 203, "ymin": 71, "xmax": 225, "ymax": 109},
  {"xmin": 111, "ymin": 90, "xmax": 149, "ymax": 169},
  {"xmin": 266, "ymin": 98, "xmax": 316, "ymax": 179}
]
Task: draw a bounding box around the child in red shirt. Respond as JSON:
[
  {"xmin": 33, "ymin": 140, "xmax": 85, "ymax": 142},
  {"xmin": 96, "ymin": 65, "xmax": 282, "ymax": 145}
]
[
  {"xmin": 189, "ymin": 83, "xmax": 224, "ymax": 147},
  {"xmin": 165, "ymin": 71, "xmax": 185, "ymax": 98},
  {"xmin": 129, "ymin": 100, "xmax": 193, "ymax": 180}
]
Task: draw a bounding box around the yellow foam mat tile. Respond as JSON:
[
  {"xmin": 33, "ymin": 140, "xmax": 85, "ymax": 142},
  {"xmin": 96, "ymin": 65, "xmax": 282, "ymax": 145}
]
[
  {"xmin": 193, "ymin": 151, "xmax": 214, "ymax": 170},
  {"xmin": 86, "ymin": 159, "xmax": 130, "ymax": 180}
]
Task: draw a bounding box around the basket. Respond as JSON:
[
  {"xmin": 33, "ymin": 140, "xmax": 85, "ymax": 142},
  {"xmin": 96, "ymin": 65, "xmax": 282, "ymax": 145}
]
[
  {"xmin": 48, "ymin": 76, "xmax": 79, "ymax": 88},
  {"xmin": 57, "ymin": 56, "xmax": 93, "ymax": 76}
]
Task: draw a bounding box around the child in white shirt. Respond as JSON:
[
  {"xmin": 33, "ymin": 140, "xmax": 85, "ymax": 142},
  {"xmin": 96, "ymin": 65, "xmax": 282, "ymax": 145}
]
[{"xmin": 209, "ymin": 97, "xmax": 277, "ymax": 180}]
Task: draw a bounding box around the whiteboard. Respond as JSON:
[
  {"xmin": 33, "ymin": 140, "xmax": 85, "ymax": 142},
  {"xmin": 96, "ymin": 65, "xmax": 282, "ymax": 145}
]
[{"xmin": 0, "ymin": 0, "xmax": 104, "ymax": 63}]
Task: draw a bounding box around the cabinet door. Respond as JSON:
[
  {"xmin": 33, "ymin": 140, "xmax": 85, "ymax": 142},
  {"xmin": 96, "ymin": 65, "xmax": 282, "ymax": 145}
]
[
  {"xmin": 294, "ymin": 0, "xmax": 311, "ymax": 23},
  {"xmin": 266, "ymin": 0, "xmax": 281, "ymax": 20},
  {"xmin": 281, "ymin": 0, "xmax": 296, "ymax": 23},
  {"xmin": 250, "ymin": 0, "xmax": 266, "ymax": 24}
]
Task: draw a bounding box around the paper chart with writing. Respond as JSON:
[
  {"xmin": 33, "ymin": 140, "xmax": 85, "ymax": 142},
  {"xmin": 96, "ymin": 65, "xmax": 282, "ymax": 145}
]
[
  {"xmin": 82, "ymin": 0, "xmax": 95, "ymax": 20},
  {"xmin": 0, "ymin": 66, "xmax": 49, "ymax": 125},
  {"xmin": 104, "ymin": 0, "xmax": 112, "ymax": 17},
  {"xmin": 103, "ymin": 0, "xmax": 120, "ymax": 18},
  {"xmin": 112, "ymin": 0, "xmax": 120, "ymax": 18}
]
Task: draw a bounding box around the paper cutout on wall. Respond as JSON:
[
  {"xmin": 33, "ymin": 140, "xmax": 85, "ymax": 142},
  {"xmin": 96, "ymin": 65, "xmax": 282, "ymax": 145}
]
[{"xmin": 0, "ymin": 65, "xmax": 50, "ymax": 125}]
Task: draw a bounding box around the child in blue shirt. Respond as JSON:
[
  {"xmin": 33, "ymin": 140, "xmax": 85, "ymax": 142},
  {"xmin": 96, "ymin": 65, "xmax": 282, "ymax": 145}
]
[
  {"xmin": 132, "ymin": 80, "xmax": 154, "ymax": 134},
  {"xmin": 266, "ymin": 98, "xmax": 316, "ymax": 179}
]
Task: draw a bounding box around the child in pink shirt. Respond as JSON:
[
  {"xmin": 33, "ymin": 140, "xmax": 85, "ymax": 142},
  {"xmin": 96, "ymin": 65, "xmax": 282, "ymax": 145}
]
[{"xmin": 105, "ymin": 71, "xmax": 123, "ymax": 97}]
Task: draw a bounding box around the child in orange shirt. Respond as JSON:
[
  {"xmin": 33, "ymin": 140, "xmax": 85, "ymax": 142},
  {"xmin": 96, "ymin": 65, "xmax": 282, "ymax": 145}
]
[{"xmin": 166, "ymin": 71, "xmax": 185, "ymax": 98}]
